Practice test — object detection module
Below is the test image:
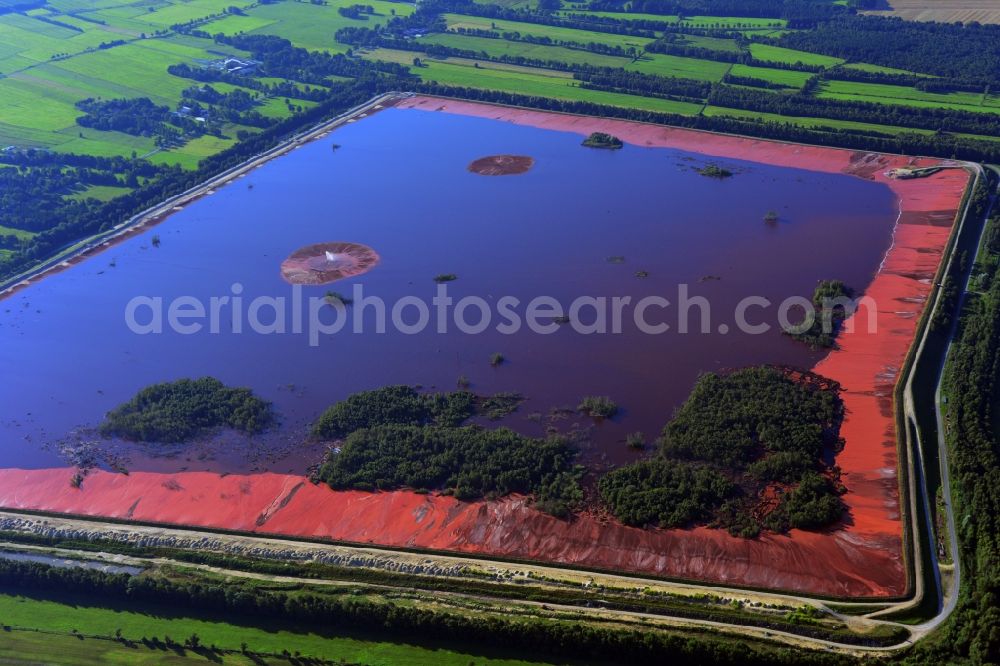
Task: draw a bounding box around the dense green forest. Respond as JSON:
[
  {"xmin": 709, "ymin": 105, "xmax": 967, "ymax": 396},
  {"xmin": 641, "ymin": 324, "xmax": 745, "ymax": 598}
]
[
  {"xmin": 76, "ymin": 98, "xmax": 206, "ymax": 147},
  {"xmin": 100, "ymin": 377, "xmax": 274, "ymax": 442},
  {"xmin": 774, "ymin": 16, "xmax": 1000, "ymax": 83},
  {"xmin": 600, "ymin": 367, "xmax": 845, "ymax": 537},
  {"xmin": 905, "ymin": 232, "xmax": 1000, "ymax": 663},
  {"xmin": 319, "ymin": 423, "xmax": 584, "ymax": 514},
  {"xmin": 314, "ymin": 386, "xmax": 584, "ymax": 516},
  {"xmin": 315, "ymin": 378, "xmax": 846, "ymax": 533},
  {"xmin": 0, "ymin": 151, "xmax": 175, "ymax": 234}
]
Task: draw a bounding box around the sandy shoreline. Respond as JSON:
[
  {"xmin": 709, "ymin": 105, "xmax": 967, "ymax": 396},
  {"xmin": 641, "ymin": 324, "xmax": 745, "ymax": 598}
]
[{"xmin": 0, "ymin": 95, "xmax": 973, "ymax": 597}]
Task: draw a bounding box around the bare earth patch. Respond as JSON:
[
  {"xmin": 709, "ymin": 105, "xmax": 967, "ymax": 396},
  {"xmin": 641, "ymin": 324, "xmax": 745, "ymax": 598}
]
[
  {"xmin": 864, "ymin": 0, "xmax": 1000, "ymax": 24},
  {"xmin": 468, "ymin": 154, "xmax": 535, "ymax": 176},
  {"xmin": 280, "ymin": 241, "xmax": 379, "ymax": 285}
]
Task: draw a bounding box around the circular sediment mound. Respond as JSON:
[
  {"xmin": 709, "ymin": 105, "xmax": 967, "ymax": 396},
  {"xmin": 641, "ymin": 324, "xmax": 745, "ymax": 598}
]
[
  {"xmin": 468, "ymin": 154, "xmax": 534, "ymax": 176},
  {"xmin": 280, "ymin": 241, "xmax": 379, "ymax": 285}
]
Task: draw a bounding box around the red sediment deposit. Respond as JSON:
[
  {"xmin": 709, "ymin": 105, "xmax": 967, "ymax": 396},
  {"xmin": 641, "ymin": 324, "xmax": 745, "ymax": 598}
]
[
  {"xmin": 468, "ymin": 154, "xmax": 535, "ymax": 176},
  {"xmin": 280, "ymin": 241, "xmax": 379, "ymax": 286},
  {"xmin": 0, "ymin": 97, "xmax": 971, "ymax": 598}
]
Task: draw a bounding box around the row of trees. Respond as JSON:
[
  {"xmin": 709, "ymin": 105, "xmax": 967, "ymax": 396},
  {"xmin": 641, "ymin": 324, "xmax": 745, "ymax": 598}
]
[
  {"xmin": 707, "ymin": 84, "xmax": 1000, "ymax": 137},
  {"xmin": 0, "ymin": 558, "xmax": 849, "ymax": 665},
  {"xmin": 575, "ymin": 68, "xmax": 713, "ymax": 101},
  {"xmin": 582, "ymin": 0, "xmax": 845, "ymax": 23}
]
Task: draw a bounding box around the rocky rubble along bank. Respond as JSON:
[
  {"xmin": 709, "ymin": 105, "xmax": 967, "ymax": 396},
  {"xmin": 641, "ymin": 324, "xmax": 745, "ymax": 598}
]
[{"xmin": 0, "ymin": 514, "xmax": 470, "ymax": 578}]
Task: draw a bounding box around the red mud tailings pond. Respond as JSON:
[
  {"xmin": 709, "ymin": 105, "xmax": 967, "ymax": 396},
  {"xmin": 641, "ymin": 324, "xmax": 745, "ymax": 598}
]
[{"xmin": 0, "ymin": 98, "xmax": 970, "ymax": 598}]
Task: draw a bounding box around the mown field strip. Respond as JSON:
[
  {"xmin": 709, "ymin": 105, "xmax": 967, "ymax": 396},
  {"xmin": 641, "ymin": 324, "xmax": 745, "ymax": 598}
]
[
  {"xmin": 443, "ymin": 12, "xmax": 655, "ymax": 50},
  {"xmin": 820, "ymin": 80, "xmax": 1000, "ymax": 114}
]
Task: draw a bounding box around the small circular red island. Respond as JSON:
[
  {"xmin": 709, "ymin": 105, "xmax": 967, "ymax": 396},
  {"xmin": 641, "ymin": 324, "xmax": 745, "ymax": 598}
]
[
  {"xmin": 468, "ymin": 154, "xmax": 535, "ymax": 176},
  {"xmin": 280, "ymin": 241, "xmax": 379, "ymax": 285}
]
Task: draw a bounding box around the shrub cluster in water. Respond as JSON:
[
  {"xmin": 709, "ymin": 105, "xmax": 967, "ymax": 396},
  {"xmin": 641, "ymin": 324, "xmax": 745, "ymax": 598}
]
[
  {"xmin": 314, "ymin": 386, "xmax": 581, "ymax": 517},
  {"xmin": 578, "ymin": 395, "xmax": 618, "ymax": 419},
  {"xmin": 599, "ymin": 367, "xmax": 845, "ymax": 537},
  {"xmin": 786, "ymin": 279, "xmax": 853, "ymax": 349},
  {"xmin": 581, "ymin": 132, "xmax": 623, "ymax": 149},
  {"xmin": 311, "ymin": 385, "xmax": 474, "ymax": 438},
  {"xmin": 696, "ymin": 164, "xmax": 733, "ymax": 179},
  {"xmin": 100, "ymin": 377, "xmax": 273, "ymax": 443}
]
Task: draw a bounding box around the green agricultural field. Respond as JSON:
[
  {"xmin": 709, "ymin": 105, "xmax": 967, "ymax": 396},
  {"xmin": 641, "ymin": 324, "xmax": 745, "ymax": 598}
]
[
  {"xmin": 0, "ymin": 12, "xmax": 114, "ymax": 72},
  {"xmin": 625, "ymin": 52, "xmax": 731, "ymax": 82},
  {"xmin": 186, "ymin": 12, "xmax": 277, "ymax": 36},
  {"xmin": 748, "ymin": 43, "xmax": 843, "ymax": 67},
  {"xmin": 45, "ymin": 0, "xmax": 129, "ymax": 11},
  {"xmin": 0, "ymin": 53, "xmax": 40, "ymax": 76},
  {"xmin": 674, "ymin": 33, "xmax": 740, "ymax": 52},
  {"xmin": 83, "ymin": 7, "xmax": 180, "ymax": 36},
  {"xmin": 134, "ymin": 0, "xmax": 255, "ymax": 28},
  {"xmin": 418, "ymin": 32, "xmax": 630, "ymax": 67},
  {"xmin": 216, "ymin": 0, "xmax": 415, "ymax": 54},
  {"xmin": 0, "ymin": 224, "xmax": 37, "ymax": 241},
  {"xmin": 256, "ymin": 95, "xmax": 318, "ymax": 119},
  {"xmin": 0, "ymin": 592, "xmax": 561, "ymax": 666},
  {"xmin": 0, "ymin": 120, "xmax": 67, "ymax": 149},
  {"xmin": 149, "ymin": 131, "xmax": 240, "ymax": 169},
  {"xmin": 53, "ymin": 128, "xmax": 159, "ymax": 158},
  {"xmin": 818, "ymin": 80, "xmax": 1000, "ymax": 114},
  {"xmin": 51, "ymin": 38, "xmax": 243, "ymax": 103},
  {"xmin": 0, "ymin": 30, "xmax": 280, "ymax": 160},
  {"xmin": 0, "ymin": 629, "xmax": 263, "ymax": 665},
  {"xmin": 14, "ymin": 64, "xmax": 173, "ymax": 107},
  {"xmin": 728, "ymin": 63, "xmax": 811, "ymax": 88},
  {"xmin": 442, "ymin": 13, "xmax": 654, "ymax": 51},
  {"xmin": 841, "ymin": 62, "xmax": 926, "ymax": 76},
  {"xmin": 67, "ymin": 184, "xmax": 134, "ymax": 202},
  {"xmin": 402, "ymin": 56, "xmax": 704, "ymax": 114},
  {"xmin": 0, "ymin": 74, "xmax": 85, "ymax": 130}
]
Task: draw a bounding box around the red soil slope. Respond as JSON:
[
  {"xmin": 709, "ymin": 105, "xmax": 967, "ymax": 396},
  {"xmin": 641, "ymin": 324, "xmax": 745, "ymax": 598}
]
[{"xmin": 0, "ymin": 98, "xmax": 970, "ymax": 598}]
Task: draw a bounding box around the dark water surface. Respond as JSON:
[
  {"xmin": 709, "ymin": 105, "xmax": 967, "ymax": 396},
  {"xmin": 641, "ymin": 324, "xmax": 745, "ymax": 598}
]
[{"xmin": 0, "ymin": 108, "xmax": 898, "ymax": 472}]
